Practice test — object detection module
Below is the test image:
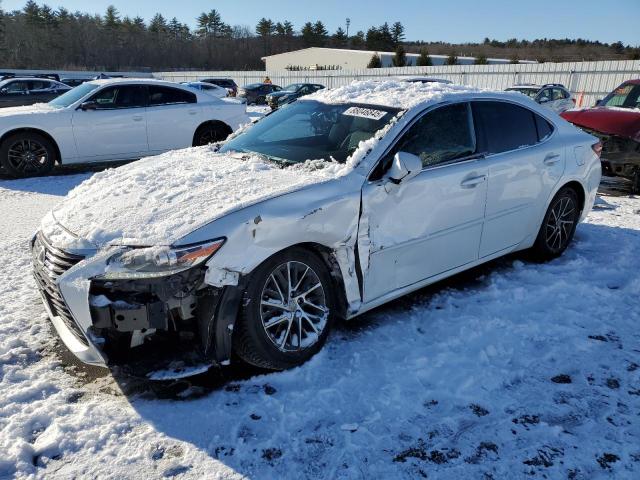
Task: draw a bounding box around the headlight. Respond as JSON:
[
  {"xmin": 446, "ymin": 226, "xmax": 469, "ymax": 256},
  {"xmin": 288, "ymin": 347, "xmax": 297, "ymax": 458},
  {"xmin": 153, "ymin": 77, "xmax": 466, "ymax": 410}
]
[{"xmin": 101, "ymin": 238, "xmax": 225, "ymax": 279}]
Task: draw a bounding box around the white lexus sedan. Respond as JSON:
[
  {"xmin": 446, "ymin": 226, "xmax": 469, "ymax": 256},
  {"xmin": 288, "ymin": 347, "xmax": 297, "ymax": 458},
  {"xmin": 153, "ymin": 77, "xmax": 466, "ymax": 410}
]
[
  {"xmin": 0, "ymin": 78, "xmax": 248, "ymax": 177},
  {"xmin": 32, "ymin": 81, "xmax": 601, "ymax": 375}
]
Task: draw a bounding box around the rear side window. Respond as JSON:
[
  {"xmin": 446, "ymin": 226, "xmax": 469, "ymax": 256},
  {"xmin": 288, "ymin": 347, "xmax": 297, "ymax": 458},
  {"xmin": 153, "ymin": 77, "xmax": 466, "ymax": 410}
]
[
  {"xmin": 392, "ymin": 102, "xmax": 476, "ymax": 168},
  {"xmin": 534, "ymin": 114, "xmax": 554, "ymax": 141},
  {"xmin": 473, "ymin": 101, "xmax": 539, "ymax": 154},
  {"xmin": 148, "ymin": 86, "xmax": 196, "ymax": 105}
]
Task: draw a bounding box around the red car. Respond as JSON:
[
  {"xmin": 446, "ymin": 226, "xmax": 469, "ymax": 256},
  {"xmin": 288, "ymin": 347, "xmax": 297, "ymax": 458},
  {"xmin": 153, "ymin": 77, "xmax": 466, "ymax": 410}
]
[{"xmin": 561, "ymin": 80, "xmax": 640, "ymax": 192}]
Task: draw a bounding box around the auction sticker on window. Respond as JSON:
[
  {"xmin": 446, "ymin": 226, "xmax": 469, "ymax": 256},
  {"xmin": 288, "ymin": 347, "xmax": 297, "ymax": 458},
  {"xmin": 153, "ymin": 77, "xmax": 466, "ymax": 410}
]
[{"xmin": 342, "ymin": 106, "xmax": 387, "ymax": 120}]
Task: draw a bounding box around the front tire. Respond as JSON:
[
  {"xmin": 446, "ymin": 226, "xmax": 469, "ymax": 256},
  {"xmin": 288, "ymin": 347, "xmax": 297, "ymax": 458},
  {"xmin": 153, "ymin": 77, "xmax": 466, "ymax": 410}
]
[
  {"xmin": 0, "ymin": 132, "xmax": 55, "ymax": 178},
  {"xmin": 233, "ymin": 248, "xmax": 335, "ymax": 370},
  {"xmin": 531, "ymin": 187, "xmax": 580, "ymax": 261}
]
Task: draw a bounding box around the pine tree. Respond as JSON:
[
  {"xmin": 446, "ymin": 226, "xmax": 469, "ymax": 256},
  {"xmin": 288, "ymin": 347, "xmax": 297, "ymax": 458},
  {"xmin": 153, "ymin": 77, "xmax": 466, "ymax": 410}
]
[
  {"xmin": 104, "ymin": 5, "xmax": 120, "ymax": 29},
  {"xmin": 301, "ymin": 22, "xmax": 315, "ymax": 46},
  {"xmin": 391, "ymin": 22, "xmax": 405, "ymax": 46},
  {"xmin": 256, "ymin": 18, "xmax": 275, "ymax": 37},
  {"xmin": 313, "ymin": 21, "xmax": 328, "ymax": 46},
  {"xmin": 149, "ymin": 13, "xmax": 167, "ymax": 35},
  {"xmin": 367, "ymin": 53, "xmax": 382, "ymax": 68},
  {"xmin": 417, "ymin": 49, "xmax": 432, "ymax": 66},
  {"xmin": 332, "ymin": 27, "xmax": 347, "ymax": 47},
  {"xmin": 475, "ymin": 54, "xmax": 488, "ymax": 65},
  {"xmin": 446, "ymin": 52, "xmax": 458, "ymax": 65},
  {"xmin": 392, "ymin": 44, "xmax": 407, "ymax": 67}
]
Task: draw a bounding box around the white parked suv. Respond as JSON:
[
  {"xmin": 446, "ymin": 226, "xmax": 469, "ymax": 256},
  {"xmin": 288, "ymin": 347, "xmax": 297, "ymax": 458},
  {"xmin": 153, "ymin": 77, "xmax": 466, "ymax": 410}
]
[
  {"xmin": 32, "ymin": 81, "xmax": 601, "ymax": 375},
  {"xmin": 0, "ymin": 78, "xmax": 248, "ymax": 177},
  {"xmin": 506, "ymin": 83, "xmax": 575, "ymax": 113}
]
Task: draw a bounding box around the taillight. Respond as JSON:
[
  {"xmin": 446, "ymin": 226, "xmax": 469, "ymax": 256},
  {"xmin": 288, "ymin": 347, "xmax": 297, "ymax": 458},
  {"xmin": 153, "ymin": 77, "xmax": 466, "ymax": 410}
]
[{"xmin": 592, "ymin": 141, "xmax": 602, "ymax": 158}]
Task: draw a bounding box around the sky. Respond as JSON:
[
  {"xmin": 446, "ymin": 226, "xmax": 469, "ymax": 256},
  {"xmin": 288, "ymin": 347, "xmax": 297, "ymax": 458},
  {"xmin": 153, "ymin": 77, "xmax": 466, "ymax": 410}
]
[{"xmin": 2, "ymin": 0, "xmax": 639, "ymax": 45}]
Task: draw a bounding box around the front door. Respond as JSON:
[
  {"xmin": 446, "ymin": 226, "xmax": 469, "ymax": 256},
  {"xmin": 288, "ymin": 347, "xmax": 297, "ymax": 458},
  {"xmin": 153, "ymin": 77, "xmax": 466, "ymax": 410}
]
[
  {"xmin": 71, "ymin": 85, "xmax": 148, "ymax": 160},
  {"xmin": 359, "ymin": 102, "xmax": 488, "ymax": 303}
]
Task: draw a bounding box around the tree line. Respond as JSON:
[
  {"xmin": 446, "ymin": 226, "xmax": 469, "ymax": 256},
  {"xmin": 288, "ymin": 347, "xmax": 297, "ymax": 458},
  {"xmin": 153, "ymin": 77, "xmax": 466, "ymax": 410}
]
[{"xmin": 0, "ymin": 1, "xmax": 636, "ymax": 71}]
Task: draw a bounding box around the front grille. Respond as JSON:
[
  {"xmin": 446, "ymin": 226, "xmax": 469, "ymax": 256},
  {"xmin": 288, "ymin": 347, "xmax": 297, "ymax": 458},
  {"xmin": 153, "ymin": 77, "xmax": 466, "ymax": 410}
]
[{"xmin": 32, "ymin": 233, "xmax": 87, "ymax": 345}]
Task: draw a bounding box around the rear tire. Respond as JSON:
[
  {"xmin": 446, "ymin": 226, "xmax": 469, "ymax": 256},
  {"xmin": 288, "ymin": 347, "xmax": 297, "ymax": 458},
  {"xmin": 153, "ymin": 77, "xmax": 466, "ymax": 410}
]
[
  {"xmin": 193, "ymin": 123, "xmax": 231, "ymax": 146},
  {"xmin": 531, "ymin": 187, "xmax": 580, "ymax": 261},
  {"xmin": 0, "ymin": 132, "xmax": 55, "ymax": 178},
  {"xmin": 233, "ymin": 248, "xmax": 335, "ymax": 370}
]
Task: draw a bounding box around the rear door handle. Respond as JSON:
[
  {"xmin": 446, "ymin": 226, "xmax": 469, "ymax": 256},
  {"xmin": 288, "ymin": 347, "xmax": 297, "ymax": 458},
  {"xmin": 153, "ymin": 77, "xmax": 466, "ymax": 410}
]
[
  {"xmin": 544, "ymin": 153, "xmax": 561, "ymax": 165},
  {"xmin": 188, "ymin": 110, "xmax": 198, "ymax": 115},
  {"xmin": 460, "ymin": 174, "xmax": 487, "ymax": 188},
  {"xmin": 132, "ymin": 115, "xmax": 144, "ymax": 122}
]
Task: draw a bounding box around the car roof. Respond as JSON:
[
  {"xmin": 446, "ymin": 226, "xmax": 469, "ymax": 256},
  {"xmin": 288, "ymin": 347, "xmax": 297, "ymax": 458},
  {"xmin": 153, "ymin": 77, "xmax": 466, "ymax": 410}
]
[
  {"xmin": 304, "ymin": 79, "xmax": 543, "ymax": 112},
  {"xmin": 85, "ymin": 78, "xmax": 217, "ymax": 103}
]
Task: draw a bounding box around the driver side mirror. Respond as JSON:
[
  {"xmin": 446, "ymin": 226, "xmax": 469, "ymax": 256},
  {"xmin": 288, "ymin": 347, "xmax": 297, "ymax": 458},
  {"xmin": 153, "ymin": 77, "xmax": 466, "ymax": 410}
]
[
  {"xmin": 0, "ymin": 88, "xmax": 6, "ymax": 94},
  {"xmin": 386, "ymin": 152, "xmax": 422, "ymax": 184},
  {"xmin": 595, "ymin": 99, "xmax": 603, "ymax": 106},
  {"xmin": 79, "ymin": 100, "xmax": 98, "ymax": 111}
]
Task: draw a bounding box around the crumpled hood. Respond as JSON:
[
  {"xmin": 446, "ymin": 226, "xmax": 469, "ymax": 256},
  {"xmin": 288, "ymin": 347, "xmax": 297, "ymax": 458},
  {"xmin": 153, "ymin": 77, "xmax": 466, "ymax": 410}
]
[
  {"xmin": 50, "ymin": 147, "xmax": 342, "ymax": 248},
  {"xmin": 561, "ymin": 107, "xmax": 640, "ymax": 140}
]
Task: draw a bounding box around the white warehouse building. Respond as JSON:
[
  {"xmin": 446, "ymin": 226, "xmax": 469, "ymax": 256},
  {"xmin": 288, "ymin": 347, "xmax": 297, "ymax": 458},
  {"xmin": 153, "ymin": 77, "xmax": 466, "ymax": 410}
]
[{"xmin": 262, "ymin": 47, "xmax": 536, "ymax": 71}]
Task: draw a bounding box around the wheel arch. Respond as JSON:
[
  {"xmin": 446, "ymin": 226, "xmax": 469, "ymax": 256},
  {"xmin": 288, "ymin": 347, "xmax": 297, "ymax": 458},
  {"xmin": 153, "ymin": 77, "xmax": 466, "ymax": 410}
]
[
  {"xmin": 0, "ymin": 127, "xmax": 62, "ymax": 164},
  {"xmin": 192, "ymin": 120, "xmax": 233, "ymax": 146},
  {"xmin": 559, "ymin": 180, "xmax": 586, "ymax": 213}
]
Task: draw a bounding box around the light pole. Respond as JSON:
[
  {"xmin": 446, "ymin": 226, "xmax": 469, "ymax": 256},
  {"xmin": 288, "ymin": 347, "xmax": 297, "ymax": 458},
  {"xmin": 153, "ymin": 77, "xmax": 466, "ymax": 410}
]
[{"xmin": 346, "ymin": 18, "xmax": 351, "ymax": 38}]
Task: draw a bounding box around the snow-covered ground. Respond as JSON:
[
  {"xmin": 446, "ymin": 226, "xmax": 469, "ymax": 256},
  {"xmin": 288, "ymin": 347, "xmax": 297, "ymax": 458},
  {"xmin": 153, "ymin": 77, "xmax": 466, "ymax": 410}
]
[{"xmin": 0, "ymin": 172, "xmax": 639, "ymax": 479}]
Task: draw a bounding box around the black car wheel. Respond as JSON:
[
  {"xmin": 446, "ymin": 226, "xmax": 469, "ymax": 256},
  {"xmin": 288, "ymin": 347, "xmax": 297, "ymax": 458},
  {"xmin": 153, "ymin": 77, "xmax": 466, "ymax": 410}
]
[
  {"xmin": 233, "ymin": 248, "xmax": 335, "ymax": 370},
  {"xmin": 193, "ymin": 123, "xmax": 231, "ymax": 146},
  {"xmin": 0, "ymin": 132, "xmax": 55, "ymax": 178},
  {"xmin": 531, "ymin": 187, "xmax": 580, "ymax": 260}
]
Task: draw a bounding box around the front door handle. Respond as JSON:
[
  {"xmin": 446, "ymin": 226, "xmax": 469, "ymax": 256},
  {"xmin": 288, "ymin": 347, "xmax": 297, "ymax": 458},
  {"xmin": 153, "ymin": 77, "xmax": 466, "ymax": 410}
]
[
  {"xmin": 132, "ymin": 115, "xmax": 144, "ymax": 122},
  {"xmin": 460, "ymin": 174, "xmax": 487, "ymax": 188},
  {"xmin": 544, "ymin": 153, "xmax": 561, "ymax": 165},
  {"xmin": 188, "ymin": 110, "xmax": 198, "ymax": 115}
]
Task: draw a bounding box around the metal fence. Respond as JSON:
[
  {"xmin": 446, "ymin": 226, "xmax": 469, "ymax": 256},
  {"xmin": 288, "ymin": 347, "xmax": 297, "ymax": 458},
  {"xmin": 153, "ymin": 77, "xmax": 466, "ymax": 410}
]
[{"xmin": 155, "ymin": 60, "xmax": 640, "ymax": 108}]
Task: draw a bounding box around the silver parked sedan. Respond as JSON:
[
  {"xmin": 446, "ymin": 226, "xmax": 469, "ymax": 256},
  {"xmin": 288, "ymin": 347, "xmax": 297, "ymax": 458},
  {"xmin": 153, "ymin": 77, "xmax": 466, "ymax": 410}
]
[{"xmin": 32, "ymin": 81, "xmax": 601, "ymax": 375}]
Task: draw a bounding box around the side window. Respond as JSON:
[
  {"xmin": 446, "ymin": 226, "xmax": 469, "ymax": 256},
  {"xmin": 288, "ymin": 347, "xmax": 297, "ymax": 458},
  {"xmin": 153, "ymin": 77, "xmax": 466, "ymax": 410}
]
[
  {"xmin": 28, "ymin": 80, "xmax": 50, "ymax": 91},
  {"xmin": 534, "ymin": 113, "xmax": 554, "ymax": 141},
  {"xmin": 552, "ymin": 88, "xmax": 566, "ymax": 101},
  {"xmin": 537, "ymin": 88, "xmax": 552, "ymax": 103},
  {"xmin": 392, "ymin": 103, "xmax": 476, "ymax": 168},
  {"xmin": 5, "ymin": 81, "xmax": 28, "ymax": 93},
  {"xmin": 473, "ymin": 101, "xmax": 539, "ymax": 154},
  {"xmin": 90, "ymin": 86, "xmax": 146, "ymax": 109},
  {"xmin": 148, "ymin": 86, "xmax": 196, "ymax": 106}
]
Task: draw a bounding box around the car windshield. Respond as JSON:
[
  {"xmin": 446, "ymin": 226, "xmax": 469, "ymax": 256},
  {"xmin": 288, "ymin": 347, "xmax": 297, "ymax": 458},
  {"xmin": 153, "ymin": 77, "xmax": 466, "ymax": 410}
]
[
  {"xmin": 49, "ymin": 83, "xmax": 99, "ymax": 108},
  {"xmin": 601, "ymin": 83, "xmax": 640, "ymax": 109},
  {"xmin": 507, "ymin": 87, "xmax": 539, "ymax": 99},
  {"xmin": 283, "ymin": 83, "xmax": 303, "ymax": 92},
  {"xmin": 220, "ymin": 100, "xmax": 400, "ymax": 165}
]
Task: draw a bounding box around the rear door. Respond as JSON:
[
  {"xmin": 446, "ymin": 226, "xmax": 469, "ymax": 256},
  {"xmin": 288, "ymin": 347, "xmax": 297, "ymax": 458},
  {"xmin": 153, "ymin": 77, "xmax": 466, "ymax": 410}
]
[
  {"xmin": 472, "ymin": 100, "xmax": 564, "ymax": 257},
  {"xmin": 27, "ymin": 80, "xmax": 64, "ymax": 103},
  {"xmin": 145, "ymin": 85, "xmax": 200, "ymax": 153},
  {"xmin": 72, "ymin": 84, "xmax": 148, "ymax": 160}
]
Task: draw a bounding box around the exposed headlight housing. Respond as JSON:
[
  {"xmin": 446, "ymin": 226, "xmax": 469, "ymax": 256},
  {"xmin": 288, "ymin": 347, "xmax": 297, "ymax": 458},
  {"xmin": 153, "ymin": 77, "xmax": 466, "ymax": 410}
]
[{"xmin": 101, "ymin": 239, "xmax": 225, "ymax": 279}]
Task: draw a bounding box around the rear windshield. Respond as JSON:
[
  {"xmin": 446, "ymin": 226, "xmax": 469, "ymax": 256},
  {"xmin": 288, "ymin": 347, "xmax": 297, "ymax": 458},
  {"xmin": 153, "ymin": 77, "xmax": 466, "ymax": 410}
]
[{"xmin": 220, "ymin": 100, "xmax": 399, "ymax": 164}]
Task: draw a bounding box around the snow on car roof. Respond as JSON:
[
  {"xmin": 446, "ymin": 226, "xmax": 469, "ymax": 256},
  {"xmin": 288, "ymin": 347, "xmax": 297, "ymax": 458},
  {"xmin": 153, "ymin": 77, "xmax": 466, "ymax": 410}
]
[{"xmin": 305, "ymin": 79, "xmax": 486, "ymax": 110}]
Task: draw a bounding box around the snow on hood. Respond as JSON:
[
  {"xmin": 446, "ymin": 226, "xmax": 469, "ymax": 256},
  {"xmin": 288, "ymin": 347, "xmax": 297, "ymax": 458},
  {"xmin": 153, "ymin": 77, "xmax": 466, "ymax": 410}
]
[
  {"xmin": 305, "ymin": 79, "xmax": 483, "ymax": 110},
  {"xmin": 51, "ymin": 147, "xmax": 339, "ymax": 247},
  {"xmin": 0, "ymin": 103, "xmax": 58, "ymax": 117}
]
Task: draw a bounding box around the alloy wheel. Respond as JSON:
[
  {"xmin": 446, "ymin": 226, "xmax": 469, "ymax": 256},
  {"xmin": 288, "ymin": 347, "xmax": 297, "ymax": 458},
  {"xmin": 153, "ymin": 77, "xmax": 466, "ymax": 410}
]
[
  {"xmin": 545, "ymin": 196, "xmax": 576, "ymax": 251},
  {"xmin": 7, "ymin": 139, "xmax": 49, "ymax": 174},
  {"xmin": 259, "ymin": 261, "xmax": 329, "ymax": 352}
]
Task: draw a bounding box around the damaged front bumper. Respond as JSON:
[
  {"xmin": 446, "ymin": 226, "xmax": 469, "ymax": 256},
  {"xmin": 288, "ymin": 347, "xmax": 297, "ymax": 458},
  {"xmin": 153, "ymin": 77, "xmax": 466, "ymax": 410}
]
[{"xmin": 31, "ymin": 232, "xmax": 242, "ymax": 375}]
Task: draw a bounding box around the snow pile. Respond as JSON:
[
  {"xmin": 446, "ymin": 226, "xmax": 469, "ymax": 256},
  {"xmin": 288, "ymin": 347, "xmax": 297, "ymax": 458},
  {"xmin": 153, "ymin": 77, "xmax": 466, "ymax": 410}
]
[
  {"xmin": 307, "ymin": 79, "xmax": 484, "ymax": 110},
  {"xmin": 51, "ymin": 147, "xmax": 338, "ymax": 246}
]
